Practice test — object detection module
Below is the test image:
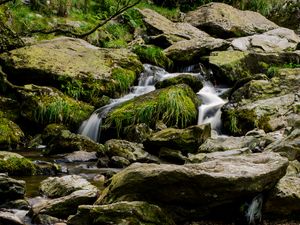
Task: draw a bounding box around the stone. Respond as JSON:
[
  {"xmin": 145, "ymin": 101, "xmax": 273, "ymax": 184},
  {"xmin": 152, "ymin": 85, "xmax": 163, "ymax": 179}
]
[
  {"xmin": 0, "ymin": 174, "xmax": 25, "ymax": 203},
  {"xmin": 0, "ymin": 20, "xmax": 24, "ymax": 53},
  {"xmin": 0, "ymin": 117, "xmax": 24, "ymax": 149},
  {"xmin": 40, "ymin": 175, "xmax": 98, "ymax": 198},
  {"xmin": 138, "ymin": 8, "xmax": 209, "ymax": 47},
  {"xmin": 103, "ymin": 84, "xmax": 200, "ymax": 138},
  {"xmin": 232, "ymin": 28, "xmax": 300, "ymax": 52},
  {"xmin": 63, "ymin": 151, "xmax": 97, "ymax": 163},
  {"xmin": 0, "ymin": 37, "xmax": 143, "ymax": 103},
  {"xmin": 164, "ymin": 37, "xmax": 229, "ymax": 63},
  {"xmin": 0, "ymin": 210, "xmax": 23, "ymax": 225},
  {"xmin": 144, "ymin": 124, "xmax": 211, "ymax": 155},
  {"xmin": 265, "ymin": 128, "xmax": 300, "ymax": 161},
  {"xmin": 0, "ymin": 151, "xmax": 37, "ymax": 175},
  {"xmin": 97, "ymin": 152, "xmax": 288, "ymax": 220},
  {"xmin": 184, "ymin": 2, "xmax": 278, "ymax": 38},
  {"xmin": 265, "ymin": 176, "xmax": 300, "ymax": 216},
  {"xmin": 68, "ymin": 201, "xmax": 176, "ymax": 225},
  {"xmin": 30, "ymin": 189, "xmax": 98, "ymax": 219},
  {"xmin": 0, "ymin": 96, "xmax": 20, "ymax": 121},
  {"xmin": 41, "ymin": 124, "xmax": 105, "ymax": 155}
]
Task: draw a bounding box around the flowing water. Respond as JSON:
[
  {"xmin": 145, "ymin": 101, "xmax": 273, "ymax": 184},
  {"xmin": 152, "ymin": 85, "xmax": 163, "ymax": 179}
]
[{"xmin": 79, "ymin": 64, "xmax": 228, "ymax": 141}]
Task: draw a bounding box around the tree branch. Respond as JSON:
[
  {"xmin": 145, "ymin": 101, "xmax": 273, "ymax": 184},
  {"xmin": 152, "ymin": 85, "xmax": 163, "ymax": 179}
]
[{"xmin": 28, "ymin": 0, "xmax": 141, "ymax": 38}]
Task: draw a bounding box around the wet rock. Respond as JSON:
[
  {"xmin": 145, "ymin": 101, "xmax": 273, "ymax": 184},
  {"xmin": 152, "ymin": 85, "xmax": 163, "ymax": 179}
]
[
  {"xmin": 0, "ymin": 199, "xmax": 29, "ymax": 210},
  {"xmin": 104, "ymin": 84, "xmax": 200, "ymax": 138},
  {"xmin": 185, "ymin": 2, "xmax": 278, "ymax": 38},
  {"xmin": 144, "ymin": 124, "xmax": 211, "ymax": 155},
  {"xmin": 105, "ymin": 139, "xmax": 158, "ymax": 164},
  {"xmin": 164, "ymin": 37, "xmax": 229, "ymax": 64},
  {"xmin": 30, "ymin": 189, "xmax": 98, "ymax": 219},
  {"xmin": 97, "ymin": 152, "xmax": 288, "ymax": 220},
  {"xmin": 0, "ymin": 173, "xmax": 25, "ymax": 203},
  {"xmin": 138, "ymin": 8, "xmax": 209, "ymax": 48},
  {"xmin": 109, "ymin": 156, "xmax": 131, "ymax": 168},
  {"xmin": 0, "ymin": 37, "xmax": 143, "ymax": 102},
  {"xmin": 286, "ymin": 160, "xmax": 300, "ymax": 176},
  {"xmin": 158, "ymin": 147, "xmax": 187, "ymax": 164},
  {"xmin": 0, "ymin": 96, "xmax": 20, "ymax": 121},
  {"xmin": 126, "ymin": 123, "xmax": 153, "ymax": 143},
  {"xmin": 265, "ymin": 128, "xmax": 300, "ymax": 161},
  {"xmin": 265, "ymin": 176, "xmax": 300, "ymax": 216},
  {"xmin": 0, "ymin": 117, "xmax": 24, "ymax": 149},
  {"xmin": 42, "ymin": 124, "xmax": 105, "ymax": 155},
  {"xmin": 0, "ymin": 210, "xmax": 23, "ymax": 225},
  {"xmin": 40, "ymin": 175, "xmax": 98, "ymax": 198},
  {"xmin": 19, "ymin": 85, "xmax": 94, "ymax": 131},
  {"xmin": 63, "ymin": 151, "xmax": 97, "ymax": 163},
  {"xmin": 0, "ymin": 151, "xmax": 37, "ymax": 175},
  {"xmin": 155, "ymin": 74, "xmax": 203, "ymax": 92},
  {"xmin": 34, "ymin": 214, "xmax": 66, "ymax": 225},
  {"xmin": 68, "ymin": 201, "xmax": 176, "ymax": 225},
  {"xmin": 232, "ymin": 28, "xmax": 300, "ymax": 52}
]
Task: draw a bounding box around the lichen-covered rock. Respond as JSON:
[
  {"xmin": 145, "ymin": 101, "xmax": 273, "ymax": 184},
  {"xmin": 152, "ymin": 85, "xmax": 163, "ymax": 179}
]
[
  {"xmin": 265, "ymin": 176, "xmax": 300, "ymax": 216},
  {"xmin": 265, "ymin": 129, "xmax": 300, "ymax": 161},
  {"xmin": 40, "ymin": 175, "xmax": 98, "ymax": 198},
  {"xmin": 105, "ymin": 139, "xmax": 158, "ymax": 164},
  {"xmin": 0, "ymin": 37, "xmax": 143, "ymax": 103},
  {"xmin": 164, "ymin": 37, "xmax": 229, "ymax": 64},
  {"xmin": 104, "ymin": 84, "xmax": 200, "ymax": 138},
  {"xmin": 222, "ymin": 68, "xmax": 300, "ymax": 135},
  {"xmin": 68, "ymin": 201, "xmax": 176, "ymax": 225},
  {"xmin": 19, "ymin": 85, "xmax": 94, "ymax": 131},
  {"xmin": 30, "ymin": 189, "xmax": 98, "ymax": 219},
  {"xmin": 138, "ymin": 8, "xmax": 209, "ymax": 48},
  {"xmin": 0, "ymin": 117, "xmax": 24, "ymax": 149},
  {"xmin": 144, "ymin": 124, "xmax": 211, "ymax": 155},
  {"xmin": 155, "ymin": 74, "xmax": 203, "ymax": 92},
  {"xmin": 0, "ymin": 174, "xmax": 25, "ymax": 203},
  {"xmin": 0, "ymin": 151, "xmax": 37, "ymax": 175},
  {"xmin": 232, "ymin": 28, "xmax": 300, "ymax": 52},
  {"xmin": 97, "ymin": 152, "xmax": 288, "ymax": 220},
  {"xmin": 185, "ymin": 2, "xmax": 278, "ymax": 38},
  {"xmin": 41, "ymin": 124, "xmax": 105, "ymax": 155}
]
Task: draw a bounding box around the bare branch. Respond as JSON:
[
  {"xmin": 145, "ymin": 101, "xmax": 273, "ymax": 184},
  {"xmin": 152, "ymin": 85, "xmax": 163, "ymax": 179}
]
[{"xmin": 28, "ymin": 0, "xmax": 141, "ymax": 38}]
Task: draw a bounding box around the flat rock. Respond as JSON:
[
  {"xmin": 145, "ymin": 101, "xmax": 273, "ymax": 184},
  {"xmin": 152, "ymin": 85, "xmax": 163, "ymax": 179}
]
[
  {"xmin": 98, "ymin": 152, "xmax": 288, "ymax": 219},
  {"xmin": 185, "ymin": 2, "xmax": 278, "ymax": 38},
  {"xmin": 68, "ymin": 201, "xmax": 176, "ymax": 225}
]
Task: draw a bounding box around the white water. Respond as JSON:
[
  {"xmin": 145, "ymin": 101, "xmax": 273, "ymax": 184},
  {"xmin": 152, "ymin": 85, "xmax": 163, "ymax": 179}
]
[{"xmin": 79, "ymin": 64, "xmax": 227, "ymax": 141}]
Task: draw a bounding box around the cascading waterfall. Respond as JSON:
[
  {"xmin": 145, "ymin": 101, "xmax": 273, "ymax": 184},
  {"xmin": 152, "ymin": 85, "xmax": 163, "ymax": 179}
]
[{"xmin": 79, "ymin": 64, "xmax": 227, "ymax": 142}]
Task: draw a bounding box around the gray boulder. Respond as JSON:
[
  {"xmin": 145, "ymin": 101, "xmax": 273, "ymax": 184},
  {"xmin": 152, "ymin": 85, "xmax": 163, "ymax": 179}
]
[
  {"xmin": 68, "ymin": 201, "xmax": 176, "ymax": 225},
  {"xmin": 0, "ymin": 174, "xmax": 25, "ymax": 203},
  {"xmin": 97, "ymin": 152, "xmax": 288, "ymax": 220},
  {"xmin": 0, "ymin": 210, "xmax": 23, "ymax": 225},
  {"xmin": 185, "ymin": 2, "xmax": 278, "ymax": 38}
]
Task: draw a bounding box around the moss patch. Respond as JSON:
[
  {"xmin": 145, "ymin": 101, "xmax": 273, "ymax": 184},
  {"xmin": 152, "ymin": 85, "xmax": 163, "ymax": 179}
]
[
  {"xmin": 0, "ymin": 117, "xmax": 24, "ymax": 149},
  {"xmin": 104, "ymin": 84, "xmax": 199, "ymax": 137},
  {"xmin": 0, "ymin": 152, "xmax": 36, "ymax": 175}
]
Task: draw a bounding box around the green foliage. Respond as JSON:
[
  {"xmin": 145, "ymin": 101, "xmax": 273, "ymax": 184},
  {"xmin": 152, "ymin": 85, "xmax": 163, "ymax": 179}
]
[
  {"xmin": 266, "ymin": 63, "xmax": 300, "ymax": 77},
  {"xmin": 0, "ymin": 156, "xmax": 37, "ymax": 175},
  {"xmin": 111, "ymin": 67, "xmax": 136, "ymax": 94},
  {"xmin": 104, "ymin": 85, "xmax": 198, "ymax": 136},
  {"xmin": 133, "ymin": 45, "xmax": 173, "ymax": 69},
  {"xmin": 59, "ymin": 79, "xmax": 85, "ymax": 100}
]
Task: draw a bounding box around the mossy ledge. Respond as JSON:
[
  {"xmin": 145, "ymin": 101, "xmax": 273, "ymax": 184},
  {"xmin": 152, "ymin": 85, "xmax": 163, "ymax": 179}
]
[{"xmin": 104, "ymin": 84, "xmax": 200, "ymax": 137}]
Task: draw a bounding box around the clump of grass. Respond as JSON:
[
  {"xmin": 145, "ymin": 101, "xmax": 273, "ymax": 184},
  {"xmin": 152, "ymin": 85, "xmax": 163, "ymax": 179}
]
[
  {"xmin": 104, "ymin": 84, "xmax": 198, "ymax": 136},
  {"xmin": 133, "ymin": 45, "xmax": 173, "ymax": 69},
  {"xmin": 266, "ymin": 62, "xmax": 300, "ymax": 78},
  {"xmin": 111, "ymin": 67, "xmax": 136, "ymax": 94}
]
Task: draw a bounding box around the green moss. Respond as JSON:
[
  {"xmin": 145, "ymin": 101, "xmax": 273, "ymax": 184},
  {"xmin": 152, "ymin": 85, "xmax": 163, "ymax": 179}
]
[
  {"xmin": 104, "ymin": 84, "xmax": 199, "ymax": 136},
  {"xmin": 0, "ymin": 156, "xmax": 37, "ymax": 176},
  {"xmin": 133, "ymin": 45, "xmax": 173, "ymax": 69},
  {"xmin": 0, "ymin": 118, "xmax": 24, "ymax": 148}
]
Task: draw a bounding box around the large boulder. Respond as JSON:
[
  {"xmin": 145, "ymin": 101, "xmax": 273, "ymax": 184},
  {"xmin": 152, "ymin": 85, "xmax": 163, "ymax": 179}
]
[
  {"xmin": 0, "ymin": 210, "xmax": 24, "ymax": 225},
  {"xmin": 103, "ymin": 84, "xmax": 200, "ymax": 138},
  {"xmin": 265, "ymin": 176, "xmax": 300, "ymax": 216},
  {"xmin": 18, "ymin": 84, "xmax": 94, "ymax": 131},
  {"xmin": 68, "ymin": 201, "xmax": 176, "ymax": 225},
  {"xmin": 97, "ymin": 152, "xmax": 288, "ymax": 220},
  {"xmin": 222, "ymin": 68, "xmax": 300, "ymax": 135},
  {"xmin": 0, "ymin": 37, "xmax": 143, "ymax": 103},
  {"xmin": 184, "ymin": 2, "xmax": 278, "ymax": 38},
  {"xmin": 0, "ymin": 117, "xmax": 24, "ymax": 149},
  {"xmin": 144, "ymin": 124, "xmax": 211, "ymax": 155},
  {"xmin": 231, "ymin": 28, "xmax": 300, "ymax": 52},
  {"xmin": 40, "ymin": 175, "xmax": 98, "ymax": 198},
  {"xmin": 0, "ymin": 174, "xmax": 25, "ymax": 203},
  {"xmin": 138, "ymin": 8, "xmax": 209, "ymax": 48}
]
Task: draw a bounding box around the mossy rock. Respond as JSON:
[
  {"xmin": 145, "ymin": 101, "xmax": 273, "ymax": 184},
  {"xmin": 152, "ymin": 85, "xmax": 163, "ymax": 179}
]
[
  {"xmin": 0, "ymin": 20, "xmax": 24, "ymax": 53},
  {"xmin": 103, "ymin": 84, "xmax": 200, "ymax": 138},
  {"xmin": 0, "ymin": 37, "xmax": 143, "ymax": 104},
  {"xmin": 155, "ymin": 74, "xmax": 203, "ymax": 92},
  {"xmin": 0, "ymin": 151, "xmax": 37, "ymax": 175},
  {"xmin": 19, "ymin": 84, "xmax": 94, "ymax": 131},
  {"xmin": 68, "ymin": 201, "xmax": 176, "ymax": 225},
  {"xmin": 0, "ymin": 117, "xmax": 24, "ymax": 149},
  {"xmin": 0, "ymin": 173, "xmax": 26, "ymax": 203},
  {"xmin": 0, "ymin": 96, "xmax": 20, "ymax": 121}
]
